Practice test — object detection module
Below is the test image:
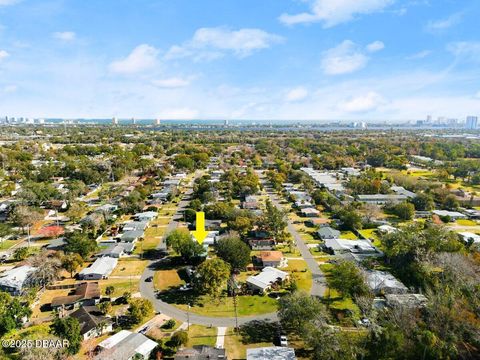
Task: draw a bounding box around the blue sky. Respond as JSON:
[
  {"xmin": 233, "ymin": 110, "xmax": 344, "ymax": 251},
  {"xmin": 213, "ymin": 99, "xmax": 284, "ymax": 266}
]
[{"xmin": 0, "ymin": 0, "xmax": 479, "ymax": 121}]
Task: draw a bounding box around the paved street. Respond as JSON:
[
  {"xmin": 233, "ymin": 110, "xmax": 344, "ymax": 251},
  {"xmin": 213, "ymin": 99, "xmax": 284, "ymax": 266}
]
[
  {"xmin": 140, "ymin": 172, "xmax": 278, "ymax": 326},
  {"xmin": 264, "ymin": 186, "xmax": 327, "ymax": 297}
]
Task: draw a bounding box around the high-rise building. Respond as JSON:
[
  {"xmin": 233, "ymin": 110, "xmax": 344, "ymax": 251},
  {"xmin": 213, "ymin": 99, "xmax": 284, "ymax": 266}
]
[
  {"xmin": 132, "ymin": 117, "xmax": 136, "ymax": 125},
  {"xmin": 154, "ymin": 118, "xmax": 161, "ymax": 125},
  {"xmin": 224, "ymin": 119, "xmax": 229, "ymax": 126},
  {"xmin": 466, "ymin": 116, "xmax": 478, "ymax": 130},
  {"xmin": 112, "ymin": 117, "xmax": 118, "ymax": 125}
]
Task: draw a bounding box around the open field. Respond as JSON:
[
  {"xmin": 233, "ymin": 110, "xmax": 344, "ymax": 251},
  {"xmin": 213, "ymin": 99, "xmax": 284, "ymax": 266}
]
[{"xmin": 111, "ymin": 259, "xmax": 148, "ymax": 277}]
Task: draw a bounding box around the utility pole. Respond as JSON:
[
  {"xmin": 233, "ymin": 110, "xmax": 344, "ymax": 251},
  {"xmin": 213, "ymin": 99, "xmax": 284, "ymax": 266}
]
[
  {"xmin": 229, "ymin": 275, "xmax": 239, "ymax": 332},
  {"xmin": 187, "ymin": 304, "xmax": 191, "ymax": 331}
]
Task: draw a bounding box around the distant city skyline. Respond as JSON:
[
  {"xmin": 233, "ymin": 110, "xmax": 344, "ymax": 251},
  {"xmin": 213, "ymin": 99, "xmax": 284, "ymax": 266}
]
[{"xmin": 0, "ymin": 0, "xmax": 479, "ymax": 120}]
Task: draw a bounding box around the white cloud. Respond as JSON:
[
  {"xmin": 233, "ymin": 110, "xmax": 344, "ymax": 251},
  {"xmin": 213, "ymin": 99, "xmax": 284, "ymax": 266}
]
[
  {"xmin": 474, "ymin": 91, "xmax": 480, "ymax": 99},
  {"xmin": 1, "ymin": 85, "xmax": 17, "ymax": 94},
  {"xmin": 156, "ymin": 107, "xmax": 199, "ymax": 120},
  {"xmin": 52, "ymin": 31, "xmax": 76, "ymax": 41},
  {"xmin": 285, "ymin": 87, "xmax": 309, "ymax": 102},
  {"xmin": 151, "ymin": 77, "xmax": 191, "ymax": 88},
  {"xmin": 0, "ymin": 50, "xmax": 9, "ymax": 60},
  {"xmin": 165, "ymin": 27, "xmax": 283, "ymax": 60},
  {"xmin": 447, "ymin": 41, "xmax": 480, "ymax": 61},
  {"xmin": 321, "ymin": 40, "xmax": 369, "ymax": 75},
  {"xmin": 406, "ymin": 50, "xmax": 431, "ymax": 60},
  {"xmin": 0, "ymin": 0, "xmax": 21, "ymax": 5},
  {"xmin": 426, "ymin": 12, "xmax": 462, "ymax": 33},
  {"xmin": 279, "ymin": 0, "xmax": 394, "ymax": 28},
  {"xmin": 366, "ymin": 40, "xmax": 384, "ymax": 52},
  {"xmin": 338, "ymin": 91, "xmax": 386, "ymax": 113},
  {"xmin": 109, "ymin": 44, "xmax": 159, "ymax": 74}
]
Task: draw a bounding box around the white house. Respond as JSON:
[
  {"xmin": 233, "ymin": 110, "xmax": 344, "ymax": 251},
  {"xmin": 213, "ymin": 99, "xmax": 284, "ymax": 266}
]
[
  {"xmin": 0, "ymin": 265, "xmax": 36, "ymax": 296},
  {"xmin": 79, "ymin": 257, "xmax": 118, "ymax": 280},
  {"xmin": 246, "ymin": 267, "xmax": 289, "ymax": 293},
  {"xmin": 95, "ymin": 330, "xmax": 158, "ymax": 360}
]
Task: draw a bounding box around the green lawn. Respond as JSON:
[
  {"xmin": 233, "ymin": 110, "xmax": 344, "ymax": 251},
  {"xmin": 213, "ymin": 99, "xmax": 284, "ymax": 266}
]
[
  {"xmin": 285, "ymin": 259, "xmax": 312, "ymax": 292},
  {"xmin": 0, "ymin": 239, "xmax": 20, "ymax": 250},
  {"xmin": 154, "ymin": 269, "xmax": 185, "ymax": 291},
  {"xmin": 358, "ymin": 228, "xmax": 382, "ymax": 248},
  {"xmin": 187, "ymin": 325, "xmax": 217, "ymax": 347},
  {"xmin": 224, "ymin": 328, "xmax": 274, "ymax": 360},
  {"xmin": 340, "ymin": 231, "xmax": 357, "ymax": 240},
  {"xmin": 99, "ymin": 278, "xmax": 139, "ymax": 297},
  {"xmin": 111, "ymin": 259, "xmax": 148, "ymax": 277},
  {"xmin": 456, "ymin": 219, "xmax": 478, "ymax": 226}
]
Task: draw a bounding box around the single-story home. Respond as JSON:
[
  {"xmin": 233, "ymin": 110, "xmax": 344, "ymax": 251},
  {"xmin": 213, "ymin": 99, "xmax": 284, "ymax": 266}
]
[
  {"xmin": 246, "ymin": 267, "xmax": 289, "ymax": 293},
  {"xmin": 133, "ymin": 211, "xmax": 158, "ymax": 221},
  {"xmin": 356, "ymin": 194, "xmax": 408, "ymax": 205},
  {"xmin": 301, "ymin": 208, "xmax": 320, "ymax": 217},
  {"xmin": 295, "ymin": 200, "xmax": 313, "ymax": 209},
  {"xmin": 174, "ymin": 346, "xmax": 227, "ymax": 360},
  {"xmin": 122, "ymin": 220, "xmax": 149, "ymax": 232},
  {"xmin": 432, "ymin": 210, "xmax": 467, "ymax": 220},
  {"xmin": 78, "ymin": 257, "xmax": 118, "ymax": 280},
  {"xmin": 255, "ymin": 251, "xmax": 287, "ymax": 268},
  {"xmin": 322, "ymin": 239, "xmax": 377, "ymax": 255},
  {"xmin": 247, "ymin": 347, "xmax": 296, "ymax": 360},
  {"xmin": 119, "ymin": 230, "xmax": 144, "ymax": 243},
  {"xmin": 0, "ymin": 265, "xmax": 36, "ymax": 296},
  {"xmin": 458, "ymin": 232, "xmax": 480, "ymax": 244},
  {"xmin": 377, "ymin": 225, "xmax": 398, "ymax": 234},
  {"xmin": 317, "ymin": 226, "xmax": 340, "ymax": 240},
  {"xmin": 390, "ymin": 186, "xmax": 417, "ymax": 199},
  {"xmin": 95, "ymin": 330, "xmax": 158, "ymax": 360},
  {"xmin": 46, "ymin": 237, "xmax": 67, "ymax": 251},
  {"xmin": 97, "ymin": 244, "xmax": 125, "ymax": 258},
  {"xmin": 51, "ymin": 282, "xmax": 101, "ymax": 309},
  {"xmin": 365, "ymin": 270, "xmax": 408, "ymax": 295},
  {"xmin": 70, "ymin": 305, "xmax": 113, "ymax": 340},
  {"xmin": 248, "ymin": 239, "xmax": 275, "ymax": 250}
]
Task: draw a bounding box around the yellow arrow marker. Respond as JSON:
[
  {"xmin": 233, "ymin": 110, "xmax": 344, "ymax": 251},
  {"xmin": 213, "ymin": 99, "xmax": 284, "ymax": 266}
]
[{"xmin": 192, "ymin": 211, "xmax": 208, "ymax": 244}]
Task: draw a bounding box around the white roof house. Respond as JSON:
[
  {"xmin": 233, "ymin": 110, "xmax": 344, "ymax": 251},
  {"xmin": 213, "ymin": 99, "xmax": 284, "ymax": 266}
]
[
  {"xmin": 246, "ymin": 267, "xmax": 289, "ymax": 293},
  {"xmin": 247, "ymin": 347, "xmax": 296, "ymax": 360},
  {"xmin": 357, "ymin": 194, "xmax": 408, "ymax": 205},
  {"xmin": 432, "ymin": 210, "xmax": 467, "ymax": 220},
  {"xmin": 79, "ymin": 257, "xmax": 118, "ymax": 280},
  {"xmin": 377, "ymin": 225, "xmax": 398, "ymax": 234},
  {"xmin": 458, "ymin": 232, "xmax": 480, "ymax": 244},
  {"xmin": 192, "ymin": 231, "xmax": 219, "ymax": 246},
  {"xmin": 323, "ymin": 239, "xmax": 377, "ymax": 254},
  {"xmin": 96, "ymin": 330, "xmax": 158, "ymax": 360},
  {"xmin": 134, "ymin": 211, "xmax": 158, "ymax": 221},
  {"xmin": 365, "ymin": 270, "xmax": 408, "ymax": 295},
  {"xmin": 0, "ymin": 265, "xmax": 36, "ymax": 295}
]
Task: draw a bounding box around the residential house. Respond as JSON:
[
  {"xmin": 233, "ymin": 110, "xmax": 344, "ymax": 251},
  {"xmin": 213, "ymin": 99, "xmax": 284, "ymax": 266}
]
[
  {"xmin": 95, "ymin": 330, "xmax": 158, "ymax": 360},
  {"xmin": 120, "ymin": 230, "xmax": 144, "ymax": 243},
  {"xmin": 0, "ymin": 265, "xmax": 36, "ymax": 296},
  {"xmin": 377, "ymin": 225, "xmax": 398, "ymax": 234},
  {"xmin": 247, "ymin": 347, "xmax": 296, "ymax": 360},
  {"xmin": 78, "ymin": 257, "xmax": 118, "ymax": 280},
  {"xmin": 255, "ymin": 251, "xmax": 287, "ymax": 268},
  {"xmin": 174, "ymin": 346, "xmax": 227, "ymax": 360},
  {"xmin": 51, "ymin": 282, "xmax": 101, "ymax": 310},
  {"xmin": 390, "ymin": 186, "xmax": 417, "ymax": 199},
  {"xmin": 246, "ymin": 267, "xmax": 289, "ymax": 293},
  {"xmin": 365, "ymin": 270, "xmax": 408, "ymax": 295},
  {"xmin": 322, "ymin": 239, "xmax": 377, "ymax": 255},
  {"xmin": 317, "ymin": 226, "xmax": 340, "ymax": 240},
  {"xmin": 458, "ymin": 232, "xmax": 480, "ymax": 244},
  {"xmin": 248, "ymin": 238, "xmax": 275, "ymax": 250},
  {"xmin": 432, "ymin": 210, "xmax": 467, "ymax": 220},
  {"xmin": 305, "ymin": 218, "xmax": 330, "ymax": 227},
  {"xmin": 300, "ymin": 208, "xmax": 320, "ymax": 217},
  {"xmin": 133, "ymin": 211, "xmax": 158, "ymax": 221},
  {"xmin": 356, "ymin": 194, "xmax": 408, "ymax": 205},
  {"xmin": 70, "ymin": 306, "xmax": 113, "ymax": 340}
]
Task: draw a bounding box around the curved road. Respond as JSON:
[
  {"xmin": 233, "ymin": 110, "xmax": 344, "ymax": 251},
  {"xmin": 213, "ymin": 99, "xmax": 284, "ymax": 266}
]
[{"xmin": 139, "ymin": 172, "xmax": 325, "ymax": 326}]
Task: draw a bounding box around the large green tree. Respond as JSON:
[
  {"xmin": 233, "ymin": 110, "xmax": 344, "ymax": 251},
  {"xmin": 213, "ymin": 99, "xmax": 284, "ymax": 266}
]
[
  {"xmin": 216, "ymin": 235, "xmax": 251, "ymax": 270},
  {"xmin": 194, "ymin": 258, "xmax": 230, "ymax": 298}
]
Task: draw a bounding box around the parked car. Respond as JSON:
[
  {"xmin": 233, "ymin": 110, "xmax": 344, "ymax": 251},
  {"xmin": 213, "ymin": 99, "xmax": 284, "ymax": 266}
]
[{"xmin": 279, "ymin": 334, "xmax": 288, "ymax": 347}]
